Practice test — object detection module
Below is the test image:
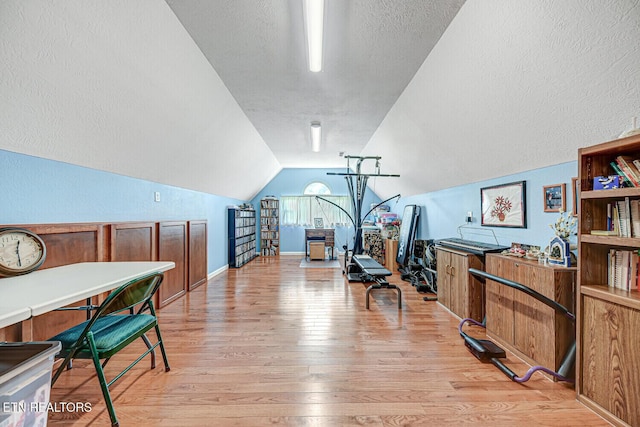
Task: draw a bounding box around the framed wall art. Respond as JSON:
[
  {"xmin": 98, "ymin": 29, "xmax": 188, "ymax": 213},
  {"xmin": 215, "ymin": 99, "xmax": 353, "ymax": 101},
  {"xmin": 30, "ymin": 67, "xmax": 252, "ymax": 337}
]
[
  {"xmin": 543, "ymin": 183, "xmax": 566, "ymax": 213},
  {"xmin": 481, "ymin": 181, "xmax": 527, "ymax": 228},
  {"xmin": 313, "ymin": 218, "xmax": 324, "ymax": 228}
]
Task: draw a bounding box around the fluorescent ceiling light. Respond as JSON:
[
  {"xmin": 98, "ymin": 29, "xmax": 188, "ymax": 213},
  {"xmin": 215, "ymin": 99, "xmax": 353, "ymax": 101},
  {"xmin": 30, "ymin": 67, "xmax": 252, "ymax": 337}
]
[
  {"xmin": 311, "ymin": 122, "xmax": 321, "ymax": 152},
  {"xmin": 304, "ymin": 0, "xmax": 324, "ymax": 72}
]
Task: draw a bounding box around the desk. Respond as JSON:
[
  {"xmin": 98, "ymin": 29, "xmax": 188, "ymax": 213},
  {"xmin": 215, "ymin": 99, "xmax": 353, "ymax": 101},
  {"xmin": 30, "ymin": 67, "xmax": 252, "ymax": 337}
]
[
  {"xmin": 305, "ymin": 229, "xmax": 335, "ymax": 259},
  {"xmin": 0, "ymin": 261, "xmax": 175, "ymax": 338}
]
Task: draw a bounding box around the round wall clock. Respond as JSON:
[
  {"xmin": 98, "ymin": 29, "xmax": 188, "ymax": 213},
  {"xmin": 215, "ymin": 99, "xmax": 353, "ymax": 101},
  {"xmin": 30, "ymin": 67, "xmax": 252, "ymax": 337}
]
[{"xmin": 0, "ymin": 227, "xmax": 47, "ymax": 277}]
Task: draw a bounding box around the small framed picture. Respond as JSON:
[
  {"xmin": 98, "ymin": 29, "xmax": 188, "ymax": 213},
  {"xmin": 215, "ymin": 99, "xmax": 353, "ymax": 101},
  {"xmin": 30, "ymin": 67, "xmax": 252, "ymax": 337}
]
[
  {"xmin": 314, "ymin": 218, "xmax": 324, "ymax": 229},
  {"xmin": 543, "ymin": 183, "xmax": 566, "ymax": 212}
]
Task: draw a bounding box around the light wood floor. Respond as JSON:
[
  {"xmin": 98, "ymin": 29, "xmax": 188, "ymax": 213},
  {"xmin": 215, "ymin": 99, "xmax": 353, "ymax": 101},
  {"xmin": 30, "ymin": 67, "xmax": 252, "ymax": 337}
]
[{"xmin": 49, "ymin": 255, "xmax": 609, "ymax": 426}]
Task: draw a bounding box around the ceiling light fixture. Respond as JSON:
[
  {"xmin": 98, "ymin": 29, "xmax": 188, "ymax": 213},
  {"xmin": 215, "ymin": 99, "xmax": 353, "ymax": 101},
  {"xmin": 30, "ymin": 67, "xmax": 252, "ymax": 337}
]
[
  {"xmin": 310, "ymin": 122, "xmax": 321, "ymax": 152},
  {"xmin": 303, "ymin": 0, "xmax": 324, "ymax": 72}
]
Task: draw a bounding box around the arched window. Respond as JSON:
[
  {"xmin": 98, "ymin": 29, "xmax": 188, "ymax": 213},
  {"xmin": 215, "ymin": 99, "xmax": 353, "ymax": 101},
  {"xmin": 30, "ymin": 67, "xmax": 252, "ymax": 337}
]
[
  {"xmin": 281, "ymin": 182, "xmax": 351, "ymax": 226},
  {"xmin": 303, "ymin": 182, "xmax": 331, "ymax": 195}
]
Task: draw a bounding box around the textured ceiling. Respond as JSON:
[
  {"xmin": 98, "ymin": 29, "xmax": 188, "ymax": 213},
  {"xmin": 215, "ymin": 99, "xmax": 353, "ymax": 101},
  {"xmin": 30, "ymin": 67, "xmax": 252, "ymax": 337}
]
[{"xmin": 165, "ymin": 0, "xmax": 466, "ymax": 168}]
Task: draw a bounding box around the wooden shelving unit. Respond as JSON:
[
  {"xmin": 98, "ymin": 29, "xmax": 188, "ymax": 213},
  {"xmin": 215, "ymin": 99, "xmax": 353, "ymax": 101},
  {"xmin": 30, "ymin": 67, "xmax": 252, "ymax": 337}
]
[
  {"xmin": 260, "ymin": 198, "xmax": 279, "ymax": 256},
  {"xmin": 228, "ymin": 207, "xmax": 256, "ymax": 268},
  {"xmin": 576, "ymin": 133, "xmax": 640, "ymax": 426}
]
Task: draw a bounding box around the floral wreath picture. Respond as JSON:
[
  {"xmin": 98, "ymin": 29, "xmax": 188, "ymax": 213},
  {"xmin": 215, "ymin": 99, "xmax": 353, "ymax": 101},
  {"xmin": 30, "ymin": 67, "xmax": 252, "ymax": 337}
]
[{"xmin": 481, "ymin": 181, "xmax": 527, "ymax": 228}]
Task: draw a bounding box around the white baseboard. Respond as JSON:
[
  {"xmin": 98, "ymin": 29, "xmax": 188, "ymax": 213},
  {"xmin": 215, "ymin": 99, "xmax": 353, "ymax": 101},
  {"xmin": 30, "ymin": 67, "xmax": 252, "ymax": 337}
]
[{"xmin": 208, "ymin": 264, "xmax": 228, "ymax": 280}]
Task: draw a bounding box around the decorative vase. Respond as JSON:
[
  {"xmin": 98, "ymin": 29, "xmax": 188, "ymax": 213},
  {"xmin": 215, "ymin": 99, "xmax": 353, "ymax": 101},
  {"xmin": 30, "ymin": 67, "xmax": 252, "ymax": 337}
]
[{"xmin": 547, "ymin": 236, "xmax": 571, "ymax": 267}]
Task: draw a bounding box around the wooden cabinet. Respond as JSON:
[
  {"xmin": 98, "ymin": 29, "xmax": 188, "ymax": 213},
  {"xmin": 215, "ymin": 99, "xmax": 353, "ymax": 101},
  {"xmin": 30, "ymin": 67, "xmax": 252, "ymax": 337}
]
[
  {"xmin": 188, "ymin": 220, "xmax": 208, "ymax": 291},
  {"xmin": 228, "ymin": 207, "xmax": 256, "ymax": 267},
  {"xmin": 576, "ymin": 133, "xmax": 640, "ymax": 426},
  {"xmin": 157, "ymin": 221, "xmax": 188, "ymax": 308},
  {"xmin": 436, "ymin": 247, "xmax": 484, "ymax": 322},
  {"xmin": 485, "ymin": 254, "xmax": 575, "ymax": 377},
  {"xmin": 385, "ymin": 239, "xmax": 399, "ymax": 271},
  {"xmin": 260, "ymin": 198, "xmax": 279, "ymax": 256}
]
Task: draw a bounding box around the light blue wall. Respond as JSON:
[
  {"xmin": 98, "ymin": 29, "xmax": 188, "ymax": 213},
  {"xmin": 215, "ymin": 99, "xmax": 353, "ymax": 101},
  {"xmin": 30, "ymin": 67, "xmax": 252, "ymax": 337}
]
[
  {"xmin": 394, "ymin": 161, "xmax": 578, "ymax": 250},
  {"xmin": 0, "ymin": 149, "xmax": 242, "ymax": 273},
  {"xmin": 1, "ymin": 149, "xmax": 578, "ymax": 268},
  {"xmin": 250, "ymin": 168, "xmax": 384, "ymax": 253}
]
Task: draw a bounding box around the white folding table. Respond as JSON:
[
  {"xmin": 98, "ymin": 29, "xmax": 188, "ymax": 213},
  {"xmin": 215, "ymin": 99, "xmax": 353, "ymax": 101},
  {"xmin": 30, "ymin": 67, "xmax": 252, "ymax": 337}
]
[{"xmin": 0, "ymin": 261, "xmax": 175, "ymax": 339}]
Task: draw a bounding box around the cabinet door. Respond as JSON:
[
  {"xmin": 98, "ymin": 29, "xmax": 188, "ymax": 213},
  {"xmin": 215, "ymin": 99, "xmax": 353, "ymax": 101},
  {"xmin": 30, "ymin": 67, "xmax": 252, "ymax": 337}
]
[
  {"xmin": 486, "ymin": 255, "xmax": 516, "ymax": 344},
  {"xmin": 457, "ymin": 253, "xmax": 485, "ymax": 322},
  {"xmin": 581, "ymin": 295, "xmax": 640, "ymax": 427},
  {"xmin": 449, "ymin": 252, "xmax": 467, "ymax": 318},
  {"xmin": 436, "ymin": 249, "xmax": 451, "ymax": 309},
  {"xmin": 188, "ymin": 220, "xmax": 207, "ymax": 291},
  {"xmin": 513, "ymin": 262, "xmax": 555, "ymax": 367},
  {"xmin": 158, "ymin": 221, "xmax": 188, "ymax": 308}
]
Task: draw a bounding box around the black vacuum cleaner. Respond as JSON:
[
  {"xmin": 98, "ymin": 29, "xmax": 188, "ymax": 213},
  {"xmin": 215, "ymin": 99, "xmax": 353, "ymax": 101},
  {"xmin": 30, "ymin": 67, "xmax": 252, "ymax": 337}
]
[{"xmin": 459, "ymin": 268, "xmax": 576, "ymax": 383}]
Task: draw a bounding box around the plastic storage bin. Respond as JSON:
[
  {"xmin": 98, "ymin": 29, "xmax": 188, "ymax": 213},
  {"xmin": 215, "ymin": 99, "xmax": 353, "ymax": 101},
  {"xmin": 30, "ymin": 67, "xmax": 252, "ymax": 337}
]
[{"xmin": 0, "ymin": 342, "xmax": 61, "ymax": 427}]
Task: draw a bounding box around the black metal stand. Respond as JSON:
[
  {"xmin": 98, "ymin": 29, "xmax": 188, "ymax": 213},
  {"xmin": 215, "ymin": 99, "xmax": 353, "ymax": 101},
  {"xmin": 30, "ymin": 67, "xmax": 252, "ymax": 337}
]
[
  {"xmin": 316, "ymin": 156, "xmax": 400, "ymax": 263},
  {"xmin": 365, "ymin": 277, "xmax": 402, "ymax": 310}
]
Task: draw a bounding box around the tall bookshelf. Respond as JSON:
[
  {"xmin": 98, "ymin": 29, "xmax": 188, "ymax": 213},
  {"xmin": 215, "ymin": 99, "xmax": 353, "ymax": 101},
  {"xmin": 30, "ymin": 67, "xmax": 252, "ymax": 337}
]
[
  {"xmin": 260, "ymin": 198, "xmax": 279, "ymax": 256},
  {"xmin": 228, "ymin": 207, "xmax": 256, "ymax": 268},
  {"xmin": 577, "ymin": 133, "xmax": 640, "ymax": 427}
]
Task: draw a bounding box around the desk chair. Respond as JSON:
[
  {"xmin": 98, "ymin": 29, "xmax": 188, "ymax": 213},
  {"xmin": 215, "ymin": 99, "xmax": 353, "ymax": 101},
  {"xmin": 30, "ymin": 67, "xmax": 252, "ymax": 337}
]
[{"xmin": 49, "ymin": 272, "xmax": 170, "ymax": 427}]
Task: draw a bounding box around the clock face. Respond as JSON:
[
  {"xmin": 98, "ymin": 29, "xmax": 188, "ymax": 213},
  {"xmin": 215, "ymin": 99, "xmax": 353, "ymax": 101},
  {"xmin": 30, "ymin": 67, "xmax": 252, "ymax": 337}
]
[{"xmin": 0, "ymin": 228, "xmax": 46, "ymax": 276}]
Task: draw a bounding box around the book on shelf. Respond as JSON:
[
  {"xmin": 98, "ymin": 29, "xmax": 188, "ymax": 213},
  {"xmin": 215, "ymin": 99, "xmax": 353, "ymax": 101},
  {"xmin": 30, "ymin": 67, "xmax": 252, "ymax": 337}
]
[
  {"xmin": 590, "ymin": 230, "xmax": 618, "ymax": 236},
  {"xmin": 608, "ymin": 249, "xmax": 640, "ymax": 291},
  {"xmin": 609, "ymin": 162, "xmax": 632, "ymax": 187},
  {"xmin": 615, "ymin": 156, "xmax": 640, "ymax": 187},
  {"xmin": 599, "ymin": 197, "xmax": 640, "ymax": 238}
]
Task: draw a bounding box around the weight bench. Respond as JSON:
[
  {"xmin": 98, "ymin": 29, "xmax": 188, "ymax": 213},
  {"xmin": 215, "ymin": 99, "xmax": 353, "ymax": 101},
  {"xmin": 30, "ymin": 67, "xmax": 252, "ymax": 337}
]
[{"xmin": 350, "ymin": 254, "xmax": 402, "ymax": 309}]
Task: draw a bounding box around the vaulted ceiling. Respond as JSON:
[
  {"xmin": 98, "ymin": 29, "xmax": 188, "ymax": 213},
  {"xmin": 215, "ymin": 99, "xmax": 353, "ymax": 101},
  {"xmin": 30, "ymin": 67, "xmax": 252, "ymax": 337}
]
[
  {"xmin": 1, "ymin": 1, "xmax": 638, "ymax": 202},
  {"xmin": 165, "ymin": 0, "xmax": 466, "ymax": 168}
]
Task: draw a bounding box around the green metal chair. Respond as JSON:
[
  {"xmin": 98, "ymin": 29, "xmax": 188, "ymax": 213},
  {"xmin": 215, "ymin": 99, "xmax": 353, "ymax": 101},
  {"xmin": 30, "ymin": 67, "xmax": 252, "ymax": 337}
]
[{"xmin": 49, "ymin": 272, "xmax": 170, "ymax": 427}]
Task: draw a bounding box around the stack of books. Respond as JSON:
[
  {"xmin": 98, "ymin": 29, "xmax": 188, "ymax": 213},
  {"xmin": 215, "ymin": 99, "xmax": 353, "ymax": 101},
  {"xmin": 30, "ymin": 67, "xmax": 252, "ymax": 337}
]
[{"xmin": 610, "ymin": 155, "xmax": 640, "ymax": 187}]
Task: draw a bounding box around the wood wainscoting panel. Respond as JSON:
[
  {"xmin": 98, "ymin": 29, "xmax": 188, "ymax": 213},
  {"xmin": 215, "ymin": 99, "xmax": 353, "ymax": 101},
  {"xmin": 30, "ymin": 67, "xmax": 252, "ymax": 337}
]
[
  {"xmin": 110, "ymin": 222, "xmax": 157, "ymax": 262},
  {"xmin": 14, "ymin": 223, "xmax": 106, "ymax": 341},
  {"xmin": 157, "ymin": 221, "xmax": 188, "ymax": 308},
  {"xmin": 188, "ymin": 220, "xmax": 207, "ymax": 291}
]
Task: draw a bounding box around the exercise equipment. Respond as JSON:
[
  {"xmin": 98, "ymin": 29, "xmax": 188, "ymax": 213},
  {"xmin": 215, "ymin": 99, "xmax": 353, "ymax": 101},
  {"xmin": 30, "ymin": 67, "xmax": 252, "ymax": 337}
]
[
  {"xmin": 316, "ymin": 155, "xmax": 400, "ymax": 276},
  {"xmin": 351, "ymin": 254, "xmax": 401, "ymax": 309},
  {"xmin": 400, "ymin": 239, "xmax": 437, "ymax": 301},
  {"xmin": 459, "ymin": 268, "xmax": 575, "ymax": 383},
  {"xmin": 396, "ymin": 205, "xmax": 420, "ymax": 268}
]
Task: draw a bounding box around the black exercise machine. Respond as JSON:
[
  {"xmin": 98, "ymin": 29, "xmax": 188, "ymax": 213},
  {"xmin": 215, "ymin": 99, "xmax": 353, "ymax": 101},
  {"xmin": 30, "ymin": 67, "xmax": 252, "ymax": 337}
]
[
  {"xmin": 316, "ymin": 155, "xmax": 400, "ymax": 277},
  {"xmin": 460, "ymin": 268, "xmax": 576, "ymax": 383},
  {"xmin": 312, "ymin": 155, "xmax": 405, "ymax": 309},
  {"xmin": 400, "ymin": 239, "xmax": 437, "ymax": 301}
]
